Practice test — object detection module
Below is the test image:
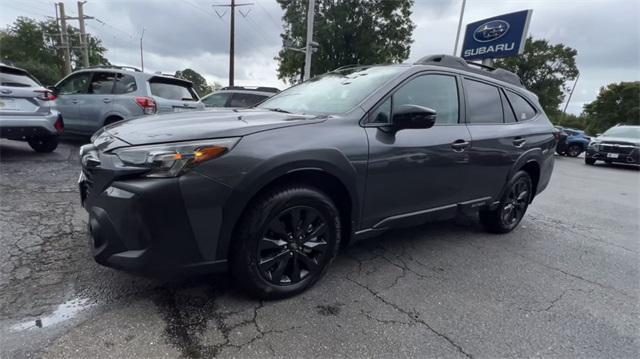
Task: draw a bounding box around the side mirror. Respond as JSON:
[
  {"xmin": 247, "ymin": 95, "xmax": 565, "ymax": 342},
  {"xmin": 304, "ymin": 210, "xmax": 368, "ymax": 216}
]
[
  {"xmin": 392, "ymin": 105, "xmax": 437, "ymax": 130},
  {"xmin": 47, "ymin": 85, "xmax": 58, "ymax": 94}
]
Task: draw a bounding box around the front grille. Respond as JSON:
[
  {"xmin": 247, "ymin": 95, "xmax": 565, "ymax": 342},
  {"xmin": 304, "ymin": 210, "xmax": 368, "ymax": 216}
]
[{"xmin": 599, "ymin": 143, "xmax": 635, "ymax": 155}]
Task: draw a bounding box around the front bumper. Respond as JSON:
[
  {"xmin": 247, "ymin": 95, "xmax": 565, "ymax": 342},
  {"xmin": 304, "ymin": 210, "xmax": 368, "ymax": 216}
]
[
  {"xmin": 0, "ymin": 111, "xmax": 61, "ymax": 140},
  {"xmin": 79, "ymin": 150, "xmax": 233, "ymax": 274},
  {"xmin": 585, "ymin": 146, "xmax": 639, "ymax": 164}
]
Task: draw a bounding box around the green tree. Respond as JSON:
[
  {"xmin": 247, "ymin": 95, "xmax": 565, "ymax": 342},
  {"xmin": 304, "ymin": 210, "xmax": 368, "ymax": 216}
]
[
  {"xmin": 276, "ymin": 0, "xmax": 415, "ymax": 83},
  {"xmin": 494, "ymin": 37, "xmax": 578, "ymax": 117},
  {"xmin": 582, "ymin": 82, "xmax": 640, "ymax": 134},
  {"xmin": 175, "ymin": 68, "xmax": 213, "ymax": 96},
  {"xmin": 0, "ymin": 17, "xmax": 109, "ymax": 85},
  {"xmin": 550, "ymin": 112, "xmax": 587, "ymax": 130}
]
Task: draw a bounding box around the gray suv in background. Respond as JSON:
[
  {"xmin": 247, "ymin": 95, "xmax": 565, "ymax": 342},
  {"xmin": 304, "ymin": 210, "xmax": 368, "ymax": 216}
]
[
  {"xmin": 0, "ymin": 63, "xmax": 64, "ymax": 152},
  {"xmin": 52, "ymin": 65, "xmax": 204, "ymax": 136},
  {"xmin": 201, "ymin": 86, "xmax": 279, "ymax": 108}
]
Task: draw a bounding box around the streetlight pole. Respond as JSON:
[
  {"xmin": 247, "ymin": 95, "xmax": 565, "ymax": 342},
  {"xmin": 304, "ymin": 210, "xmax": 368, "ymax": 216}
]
[{"xmin": 140, "ymin": 27, "xmax": 145, "ymax": 71}]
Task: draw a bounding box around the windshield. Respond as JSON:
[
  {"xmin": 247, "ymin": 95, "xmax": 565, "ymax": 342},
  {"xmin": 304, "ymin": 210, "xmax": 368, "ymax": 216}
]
[
  {"xmin": 257, "ymin": 66, "xmax": 405, "ymax": 114},
  {"xmin": 602, "ymin": 126, "xmax": 640, "ymax": 139}
]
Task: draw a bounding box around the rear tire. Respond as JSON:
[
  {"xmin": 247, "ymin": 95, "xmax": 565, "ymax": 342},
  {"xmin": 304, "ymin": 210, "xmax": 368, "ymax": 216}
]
[
  {"xmin": 231, "ymin": 185, "xmax": 341, "ymax": 299},
  {"xmin": 479, "ymin": 171, "xmax": 532, "ymax": 234},
  {"xmin": 567, "ymin": 144, "xmax": 583, "ymax": 157},
  {"xmin": 585, "ymin": 157, "xmax": 596, "ymax": 165},
  {"xmin": 28, "ymin": 136, "xmax": 58, "ymax": 153}
]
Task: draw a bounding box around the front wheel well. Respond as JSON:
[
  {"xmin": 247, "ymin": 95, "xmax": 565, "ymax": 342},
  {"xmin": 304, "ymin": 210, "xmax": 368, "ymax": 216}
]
[
  {"xmin": 520, "ymin": 161, "xmax": 540, "ymax": 201},
  {"xmin": 233, "ymin": 170, "xmax": 353, "ymax": 247},
  {"xmin": 103, "ymin": 115, "xmax": 124, "ymax": 126}
]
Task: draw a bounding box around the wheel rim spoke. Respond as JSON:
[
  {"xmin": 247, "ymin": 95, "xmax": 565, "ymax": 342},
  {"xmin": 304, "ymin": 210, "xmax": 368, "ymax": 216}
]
[
  {"xmin": 270, "ymin": 254, "xmax": 290, "ymax": 283},
  {"xmin": 308, "ymin": 222, "xmax": 327, "ymax": 238},
  {"xmin": 260, "ymin": 250, "xmax": 289, "ymax": 272},
  {"xmin": 303, "ymin": 239, "xmax": 327, "ymax": 252},
  {"xmin": 297, "ymin": 252, "xmax": 320, "ymax": 272},
  {"xmin": 260, "ymin": 237, "xmax": 287, "ymax": 251},
  {"xmin": 290, "ymin": 253, "xmax": 301, "ymax": 282}
]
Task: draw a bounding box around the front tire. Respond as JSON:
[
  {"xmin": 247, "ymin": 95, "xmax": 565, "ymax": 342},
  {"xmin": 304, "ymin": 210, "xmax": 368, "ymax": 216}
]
[
  {"xmin": 479, "ymin": 171, "xmax": 532, "ymax": 234},
  {"xmin": 231, "ymin": 185, "xmax": 341, "ymax": 299},
  {"xmin": 28, "ymin": 136, "xmax": 58, "ymax": 153},
  {"xmin": 585, "ymin": 157, "xmax": 596, "ymax": 165}
]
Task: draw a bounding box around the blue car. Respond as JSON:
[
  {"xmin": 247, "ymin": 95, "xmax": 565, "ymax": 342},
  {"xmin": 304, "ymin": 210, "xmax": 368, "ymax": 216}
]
[{"xmin": 555, "ymin": 127, "xmax": 591, "ymax": 157}]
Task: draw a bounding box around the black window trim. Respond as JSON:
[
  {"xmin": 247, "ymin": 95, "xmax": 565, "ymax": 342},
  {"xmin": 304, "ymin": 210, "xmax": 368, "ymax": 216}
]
[
  {"xmin": 499, "ymin": 88, "xmax": 518, "ymax": 125},
  {"xmin": 362, "ymin": 70, "xmax": 464, "ymax": 127}
]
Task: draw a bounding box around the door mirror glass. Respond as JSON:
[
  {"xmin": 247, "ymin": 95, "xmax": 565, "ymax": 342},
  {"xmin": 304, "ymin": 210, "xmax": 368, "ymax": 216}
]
[{"xmin": 392, "ymin": 105, "xmax": 436, "ymax": 130}]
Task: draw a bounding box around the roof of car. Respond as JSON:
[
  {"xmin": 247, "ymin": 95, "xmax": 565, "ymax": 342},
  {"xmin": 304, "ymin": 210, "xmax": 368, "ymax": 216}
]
[{"xmin": 204, "ymin": 89, "xmax": 276, "ymax": 97}]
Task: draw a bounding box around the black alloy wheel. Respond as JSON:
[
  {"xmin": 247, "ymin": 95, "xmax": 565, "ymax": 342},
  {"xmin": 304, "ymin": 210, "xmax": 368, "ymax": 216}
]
[
  {"xmin": 258, "ymin": 206, "xmax": 329, "ymax": 285},
  {"xmin": 499, "ymin": 176, "xmax": 531, "ymax": 227}
]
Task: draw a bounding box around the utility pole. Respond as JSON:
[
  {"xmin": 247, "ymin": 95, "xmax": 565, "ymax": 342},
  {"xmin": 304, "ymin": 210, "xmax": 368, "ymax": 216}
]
[
  {"xmin": 453, "ymin": 0, "xmax": 466, "ymax": 56},
  {"xmin": 213, "ymin": 1, "xmax": 253, "ymax": 87},
  {"xmin": 303, "ymin": 0, "xmax": 316, "ymax": 81},
  {"xmin": 58, "ymin": 2, "xmax": 72, "ymax": 75},
  {"xmin": 77, "ymin": 1, "xmax": 90, "ymax": 67},
  {"xmin": 140, "ymin": 27, "xmax": 145, "ymax": 72}
]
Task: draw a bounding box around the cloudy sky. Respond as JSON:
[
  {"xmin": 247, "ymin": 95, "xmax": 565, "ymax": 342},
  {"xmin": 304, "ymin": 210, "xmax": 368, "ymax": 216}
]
[{"xmin": 1, "ymin": 0, "xmax": 638, "ymax": 114}]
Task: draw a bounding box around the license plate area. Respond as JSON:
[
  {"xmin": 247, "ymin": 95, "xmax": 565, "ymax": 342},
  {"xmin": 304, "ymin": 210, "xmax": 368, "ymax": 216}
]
[{"xmin": 606, "ymin": 153, "xmax": 619, "ymax": 159}]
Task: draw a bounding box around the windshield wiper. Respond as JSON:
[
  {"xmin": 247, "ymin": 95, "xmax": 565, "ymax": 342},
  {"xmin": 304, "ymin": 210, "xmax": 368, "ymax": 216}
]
[{"xmin": 262, "ymin": 107, "xmax": 292, "ymax": 114}]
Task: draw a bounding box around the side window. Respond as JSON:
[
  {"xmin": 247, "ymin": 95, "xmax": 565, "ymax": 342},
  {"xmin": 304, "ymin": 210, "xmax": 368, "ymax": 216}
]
[
  {"xmin": 505, "ymin": 91, "xmax": 537, "ymax": 121},
  {"xmin": 501, "ymin": 90, "xmax": 517, "ymax": 123},
  {"xmin": 113, "ymin": 73, "xmax": 137, "ymax": 94},
  {"xmin": 463, "ymin": 79, "xmax": 503, "ymax": 124},
  {"xmin": 369, "ymin": 97, "xmax": 392, "ymax": 124},
  {"xmin": 89, "ymin": 72, "xmax": 116, "ymax": 94},
  {"xmin": 57, "ymin": 72, "xmax": 92, "ymax": 95},
  {"xmin": 392, "ymin": 74, "xmax": 459, "ymax": 125},
  {"xmin": 202, "ymin": 93, "xmax": 231, "ymax": 107},
  {"xmin": 228, "ymin": 93, "xmax": 266, "ymax": 107}
]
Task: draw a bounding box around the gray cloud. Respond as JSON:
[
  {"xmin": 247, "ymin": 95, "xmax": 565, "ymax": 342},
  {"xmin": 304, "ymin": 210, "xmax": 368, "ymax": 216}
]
[{"xmin": 2, "ymin": 0, "xmax": 638, "ymax": 112}]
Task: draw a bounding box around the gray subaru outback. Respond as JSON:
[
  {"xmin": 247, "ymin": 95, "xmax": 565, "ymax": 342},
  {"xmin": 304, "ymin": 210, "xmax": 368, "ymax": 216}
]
[{"xmin": 52, "ymin": 65, "xmax": 204, "ymax": 136}]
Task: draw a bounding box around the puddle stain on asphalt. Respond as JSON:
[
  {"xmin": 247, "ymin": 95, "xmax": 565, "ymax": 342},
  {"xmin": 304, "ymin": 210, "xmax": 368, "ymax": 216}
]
[{"xmin": 10, "ymin": 297, "xmax": 93, "ymax": 331}]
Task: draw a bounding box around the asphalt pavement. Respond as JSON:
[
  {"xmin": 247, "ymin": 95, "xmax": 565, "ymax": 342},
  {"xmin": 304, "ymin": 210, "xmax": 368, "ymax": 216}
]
[{"xmin": 0, "ymin": 138, "xmax": 638, "ymax": 358}]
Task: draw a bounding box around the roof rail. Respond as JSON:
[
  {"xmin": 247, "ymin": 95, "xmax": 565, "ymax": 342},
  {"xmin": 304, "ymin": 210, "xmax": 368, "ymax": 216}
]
[
  {"xmin": 86, "ymin": 65, "xmax": 141, "ymax": 72},
  {"xmin": 414, "ymin": 54, "xmax": 523, "ymax": 87},
  {"xmin": 221, "ymin": 86, "xmax": 280, "ymax": 93}
]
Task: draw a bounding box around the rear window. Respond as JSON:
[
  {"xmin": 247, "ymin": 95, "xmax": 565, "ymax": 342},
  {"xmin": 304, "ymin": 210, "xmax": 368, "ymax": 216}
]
[
  {"xmin": 505, "ymin": 91, "xmax": 537, "ymax": 121},
  {"xmin": 0, "ymin": 67, "xmax": 40, "ymax": 87},
  {"xmin": 113, "ymin": 73, "xmax": 137, "ymax": 94},
  {"xmin": 149, "ymin": 79, "xmax": 197, "ymax": 101}
]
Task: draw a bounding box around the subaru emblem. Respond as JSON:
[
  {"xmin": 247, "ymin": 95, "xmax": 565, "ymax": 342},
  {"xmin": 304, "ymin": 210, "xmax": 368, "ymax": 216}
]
[{"xmin": 473, "ymin": 20, "xmax": 510, "ymax": 42}]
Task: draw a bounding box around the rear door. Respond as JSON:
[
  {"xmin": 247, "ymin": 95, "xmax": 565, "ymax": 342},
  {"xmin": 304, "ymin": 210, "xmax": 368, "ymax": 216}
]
[
  {"xmin": 55, "ymin": 72, "xmax": 92, "ymax": 132},
  {"xmin": 463, "ymin": 78, "xmax": 535, "ymax": 200},
  {"xmin": 148, "ymin": 77, "xmax": 200, "ymax": 113},
  {"xmin": 77, "ymin": 71, "xmax": 116, "ymax": 133}
]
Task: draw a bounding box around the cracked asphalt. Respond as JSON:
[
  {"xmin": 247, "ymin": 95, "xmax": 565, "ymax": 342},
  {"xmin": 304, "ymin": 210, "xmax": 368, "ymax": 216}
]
[{"xmin": 1, "ymin": 138, "xmax": 638, "ymax": 358}]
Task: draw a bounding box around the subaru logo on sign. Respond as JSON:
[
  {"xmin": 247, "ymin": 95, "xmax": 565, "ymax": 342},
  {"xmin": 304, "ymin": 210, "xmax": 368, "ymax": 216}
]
[{"xmin": 473, "ymin": 20, "xmax": 510, "ymax": 42}]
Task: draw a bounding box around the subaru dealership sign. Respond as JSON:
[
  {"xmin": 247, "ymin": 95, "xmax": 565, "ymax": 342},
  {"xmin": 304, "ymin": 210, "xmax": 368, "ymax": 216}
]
[{"xmin": 461, "ymin": 10, "xmax": 533, "ymax": 60}]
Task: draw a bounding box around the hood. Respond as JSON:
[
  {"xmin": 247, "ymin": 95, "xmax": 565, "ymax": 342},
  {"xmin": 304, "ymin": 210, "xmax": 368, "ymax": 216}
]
[
  {"xmin": 595, "ymin": 136, "xmax": 640, "ymax": 146},
  {"xmin": 105, "ymin": 108, "xmax": 323, "ymax": 145}
]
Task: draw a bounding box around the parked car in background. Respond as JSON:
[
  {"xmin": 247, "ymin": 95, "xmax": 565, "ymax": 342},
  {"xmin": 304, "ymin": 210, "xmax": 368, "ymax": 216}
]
[
  {"xmin": 79, "ymin": 55, "xmax": 555, "ymax": 298},
  {"xmin": 585, "ymin": 125, "xmax": 640, "ymax": 165},
  {"xmin": 0, "ymin": 63, "xmax": 64, "ymax": 152},
  {"xmin": 556, "ymin": 126, "xmax": 591, "ymax": 157},
  {"xmin": 51, "ymin": 65, "xmax": 204, "ymax": 136},
  {"xmin": 553, "ymin": 126, "xmax": 568, "ymax": 154},
  {"xmin": 201, "ymin": 86, "xmax": 279, "ymax": 108}
]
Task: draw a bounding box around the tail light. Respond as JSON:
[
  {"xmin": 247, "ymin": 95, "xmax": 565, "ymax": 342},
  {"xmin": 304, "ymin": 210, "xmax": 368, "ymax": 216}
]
[
  {"xmin": 35, "ymin": 90, "xmax": 57, "ymax": 101},
  {"xmin": 54, "ymin": 115, "xmax": 64, "ymax": 133},
  {"xmin": 135, "ymin": 96, "xmax": 157, "ymax": 115}
]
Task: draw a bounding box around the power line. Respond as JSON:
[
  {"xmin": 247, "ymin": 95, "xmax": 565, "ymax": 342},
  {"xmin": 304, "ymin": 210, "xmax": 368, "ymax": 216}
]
[{"xmin": 254, "ymin": 1, "xmax": 281, "ymax": 31}]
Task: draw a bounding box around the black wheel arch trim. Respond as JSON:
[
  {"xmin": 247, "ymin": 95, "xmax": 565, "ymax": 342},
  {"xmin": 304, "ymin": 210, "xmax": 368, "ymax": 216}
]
[
  {"xmin": 500, "ymin": 148, "xmax": 544, "ymax": 203},
  {"xmin": 215, "ymin": 149, "xmax": 361, "ymax": 262}
]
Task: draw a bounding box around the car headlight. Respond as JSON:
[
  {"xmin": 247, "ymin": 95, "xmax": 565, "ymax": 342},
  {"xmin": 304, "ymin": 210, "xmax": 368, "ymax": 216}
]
[
  {"xmin": 588, "ymin": 141, "xmax": 599, "ymax": 149},
  {"xmin": 111, "ymin": 137, "xmax": 240, "ymax": 177}
]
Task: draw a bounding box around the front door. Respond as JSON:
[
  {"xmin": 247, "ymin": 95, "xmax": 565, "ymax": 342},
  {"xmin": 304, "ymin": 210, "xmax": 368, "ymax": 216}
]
[
  {"xmin": 76, "ymin": 71, "xmax": 116, "ymax": 134},
  {"xmin": 362, "ymin": 73, "xmax": 473, "ymax": 229},
  {"xmin": 55, "ymin": 72, "xmax": 92, "ymax": 133}
]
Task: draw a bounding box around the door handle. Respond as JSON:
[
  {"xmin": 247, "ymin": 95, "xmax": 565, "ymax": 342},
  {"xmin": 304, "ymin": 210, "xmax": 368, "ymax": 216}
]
[
  {"xmin": 451, "ymin": 139, "xmax": 470, "ymax": 152},
  {"xmin": 103, "ymin": 98, "xmax": 112, "ymax": 103},
  {"xmin": 513, "ymin": 138, "xmax": 527, "ymax": 148}
]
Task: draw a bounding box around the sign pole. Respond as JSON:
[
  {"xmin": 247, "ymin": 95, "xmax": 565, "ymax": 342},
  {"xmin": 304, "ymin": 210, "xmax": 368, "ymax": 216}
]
[{"xmin": 453, "ymin": 0, "xmax": 466, "ymax": 56}]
